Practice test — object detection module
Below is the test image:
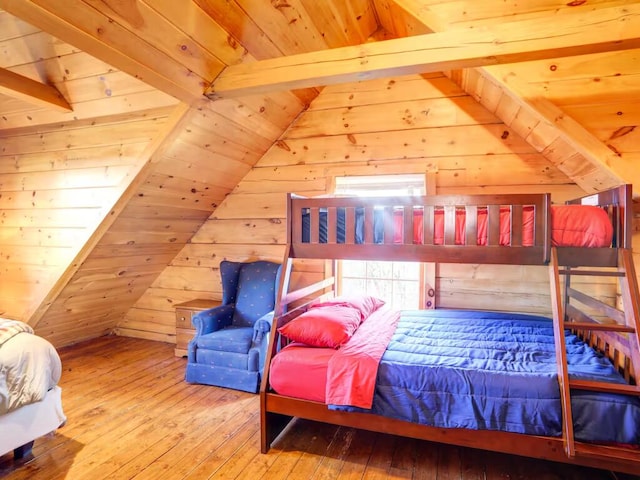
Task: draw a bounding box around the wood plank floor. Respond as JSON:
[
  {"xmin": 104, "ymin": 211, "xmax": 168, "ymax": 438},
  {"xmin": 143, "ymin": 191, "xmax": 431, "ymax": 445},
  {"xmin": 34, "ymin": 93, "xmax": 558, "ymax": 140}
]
[{"xmin": 1, "ymin": 336, "xmax": 638, "ymax": 480}]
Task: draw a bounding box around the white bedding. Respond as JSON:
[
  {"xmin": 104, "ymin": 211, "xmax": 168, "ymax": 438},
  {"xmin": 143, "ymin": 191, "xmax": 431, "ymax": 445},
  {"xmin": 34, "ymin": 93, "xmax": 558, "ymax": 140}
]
[{"xmin": 0, "ymin": 320, "xmax": 62, "ymax": 415}]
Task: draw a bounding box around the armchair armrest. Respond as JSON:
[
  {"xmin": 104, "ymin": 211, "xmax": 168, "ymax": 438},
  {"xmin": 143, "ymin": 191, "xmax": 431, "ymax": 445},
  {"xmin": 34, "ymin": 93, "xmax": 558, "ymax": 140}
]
[
  {"xmin": 252, "ymin": 311, "xmax": 275, "ymax": 343},
  {"xmin": 192, "ymin": 304, "xmax": 235, "ymax": 336}
]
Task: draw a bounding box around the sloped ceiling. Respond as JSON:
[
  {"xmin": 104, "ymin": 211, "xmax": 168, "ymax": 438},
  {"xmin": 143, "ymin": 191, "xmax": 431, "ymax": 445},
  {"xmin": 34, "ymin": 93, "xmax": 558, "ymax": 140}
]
[
  {"xmin": 2, "ymin": 1, "xmax": 638, "ymax": 190},
  {"xmin": 0, "ymin": 0, "xmax": 639, "ymax": 343}
]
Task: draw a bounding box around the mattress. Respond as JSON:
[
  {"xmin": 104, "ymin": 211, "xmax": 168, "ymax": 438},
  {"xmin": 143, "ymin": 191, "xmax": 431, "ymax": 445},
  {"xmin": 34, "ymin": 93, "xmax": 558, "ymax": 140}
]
[
  {"xmin": 270, "ymin": 309, "xmax": 640, "ymax": 444},
  {"xmin": 270, "ymin": 342, "xmax": 333, "ymax": 403},
  {"xmin": 301, "ymin": 204, "xmax": 613, "ymax": 248}
]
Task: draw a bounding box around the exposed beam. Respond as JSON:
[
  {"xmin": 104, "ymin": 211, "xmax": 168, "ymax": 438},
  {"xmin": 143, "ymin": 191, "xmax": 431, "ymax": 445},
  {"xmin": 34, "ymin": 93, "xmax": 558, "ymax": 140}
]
[
  {"xmin": 0, "ymin": 0, "xmax": 206, "ymax": 104},
  {"xmin": 207, "ymin": 4, "xmax": 640, "ymax": 99},
  {"xmin": 479, "ymin": 66, "xmax": 626, "ymax": 190},
  {"xmin": 388, "ymin": 0, "xmax": 630, "ymax": 193},
  {"xmin": 0, "ymin": 66, "xmax": 72, "ymax": 112}
]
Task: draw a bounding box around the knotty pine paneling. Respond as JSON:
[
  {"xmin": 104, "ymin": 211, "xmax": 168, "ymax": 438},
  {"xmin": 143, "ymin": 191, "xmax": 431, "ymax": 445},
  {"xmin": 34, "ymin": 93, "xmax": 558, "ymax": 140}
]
[
  {"xmin": 374, "ymin": 0, "xmax": 437, "ymax": 37},
  {"xmin": 143, "ymin": 0, "xmax": 250, "ymax": 67},
  {"xmin": 0, "ymin": 11, "xmax": 179, "ymax": 131},
  {"xmin": 412, "ymin": 0, "xmax": 638, "ymax": 29},
  {"xmin": 136, "ymin": 74, "xmax": 591, "ymax": 344},
  {"xmin": 0, "ymin": 111, "xmax": 173, "ymax": 322},
  {"xmin": 260, "ymin": 124, "xmax": 537, "ymax": 167},
  {"xmin": 194, "ymin": 0, "xmax": 376, "ymax": 60},
  {"xmin": 308, "ymin": 75, "xmax": 466, "ymax": 110},
  {"xmin": 372, "ymin": 3, "xmax": 635, "ymax": 192},
  {"xmin": 289, "ymin": 96, "xmax": 501, "ymax": 138},
  {"xmin": 116, "ymin": 94, "xmax": 306, "ymax": 344}
]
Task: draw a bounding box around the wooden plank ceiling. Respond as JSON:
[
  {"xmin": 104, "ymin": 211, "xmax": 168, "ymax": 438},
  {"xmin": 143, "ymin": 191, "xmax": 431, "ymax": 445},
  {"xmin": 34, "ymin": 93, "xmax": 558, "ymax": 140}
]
[{"xmin": 0, "ymin": 0, "xmax": 638, "ymax": 345}]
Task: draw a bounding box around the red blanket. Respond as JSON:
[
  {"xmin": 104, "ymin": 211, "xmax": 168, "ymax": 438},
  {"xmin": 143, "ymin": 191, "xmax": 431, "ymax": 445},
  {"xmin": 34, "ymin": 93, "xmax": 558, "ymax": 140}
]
[
  {"xmin": 326, "ymin": 307, "xmax": 400, "ymax": 409},
  {"xmin": 395, "ymin": 204, "xmax": 613, "ymax": 247}
]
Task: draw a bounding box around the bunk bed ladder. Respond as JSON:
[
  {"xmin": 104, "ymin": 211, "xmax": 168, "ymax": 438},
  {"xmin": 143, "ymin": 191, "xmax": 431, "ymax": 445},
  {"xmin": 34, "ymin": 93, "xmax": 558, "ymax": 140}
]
[{"xmin": 549, "ymin": 247, "xmax": 640, "ymax": 462}]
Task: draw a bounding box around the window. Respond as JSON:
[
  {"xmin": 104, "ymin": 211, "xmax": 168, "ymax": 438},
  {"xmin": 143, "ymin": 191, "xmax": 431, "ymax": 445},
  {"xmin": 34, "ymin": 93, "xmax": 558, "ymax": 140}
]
[
  {"xmin": 334, "ymin": 174, "xmax": 425, "ymax": 197},
  {"xmin": 334, "ymin": 174, "xmax": 425, "ymax": 310}
]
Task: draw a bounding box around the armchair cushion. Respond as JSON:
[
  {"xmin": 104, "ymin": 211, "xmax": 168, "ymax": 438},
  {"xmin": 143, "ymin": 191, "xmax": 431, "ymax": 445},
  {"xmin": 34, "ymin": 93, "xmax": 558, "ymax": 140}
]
[{"xmin": 195, "ymin": 326, "xmax": 253, "ymax": 354}]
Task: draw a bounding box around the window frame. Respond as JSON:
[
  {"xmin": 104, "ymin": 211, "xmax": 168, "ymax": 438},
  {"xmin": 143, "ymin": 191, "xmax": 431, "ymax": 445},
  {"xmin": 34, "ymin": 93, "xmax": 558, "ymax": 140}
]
[{"xmin": 332, "ymin": 173, "xmax": 430, "ymax": 310}]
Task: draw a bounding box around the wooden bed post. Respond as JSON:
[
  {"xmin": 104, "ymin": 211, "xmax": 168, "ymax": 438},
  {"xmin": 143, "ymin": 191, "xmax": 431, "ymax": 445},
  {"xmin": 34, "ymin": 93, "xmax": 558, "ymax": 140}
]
[
  {"xmin": 618, "ymin": 248, "xmax": 640, "ymax": 382},
  {"xmin": 260, "ymin": 244, "xmax": 294, "ymax": 453},
  {"xmin": 549, "ymin": 247, "xmax": 575, "ymax": 457}
]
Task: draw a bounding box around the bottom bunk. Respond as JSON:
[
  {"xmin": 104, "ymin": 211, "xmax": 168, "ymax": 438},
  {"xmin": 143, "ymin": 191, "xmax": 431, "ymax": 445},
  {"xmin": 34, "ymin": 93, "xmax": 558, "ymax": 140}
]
[
  {"xmin": 261, "ymin": 290, "xmax": 640, "ymax": 475},
  {"xmin": 262, "ymin": 394, "xmax": 640, "ymax": 473},
  {"xmin": 271, "ymin": 308, "xmax": 638, "ymax": 443}
]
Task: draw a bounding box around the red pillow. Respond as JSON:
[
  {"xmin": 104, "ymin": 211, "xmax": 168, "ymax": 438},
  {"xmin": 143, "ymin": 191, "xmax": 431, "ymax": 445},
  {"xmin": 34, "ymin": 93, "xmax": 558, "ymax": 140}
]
[
  {"xmin": 312, "ymin": 294, "xmax": 385, "ymax": 321},
  {"xmin": 277, "ymin": 305, "xmax": 362, "ymax": 348}
]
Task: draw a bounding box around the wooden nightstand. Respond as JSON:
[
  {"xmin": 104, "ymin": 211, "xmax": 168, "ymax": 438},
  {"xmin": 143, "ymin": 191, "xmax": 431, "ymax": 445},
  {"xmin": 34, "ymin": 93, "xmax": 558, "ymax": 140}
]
[{"xmin": 174, "ymin": 299, "xmax": 221, "ymax": 357}]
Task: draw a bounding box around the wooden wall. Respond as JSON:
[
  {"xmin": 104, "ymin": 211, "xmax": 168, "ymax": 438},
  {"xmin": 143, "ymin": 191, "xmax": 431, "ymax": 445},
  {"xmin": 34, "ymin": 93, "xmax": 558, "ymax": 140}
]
[
  {"xmin": 111, "ymin": 93, "xmax": 306, "ymax": 345},
  {"xmin": 0, "ymin": 109, "xmax": 174, "ymax": 321},
  {"xmin": 125, "ymin": 73, "xmax": 616, "ymax": 346}
]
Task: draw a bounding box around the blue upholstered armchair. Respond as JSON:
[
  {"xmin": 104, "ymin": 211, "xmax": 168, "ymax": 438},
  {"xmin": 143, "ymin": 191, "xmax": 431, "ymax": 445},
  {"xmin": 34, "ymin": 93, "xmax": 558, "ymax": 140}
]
[{"xmin": 185, "ymin": 260, "xmax": 283, "ymax": 393}]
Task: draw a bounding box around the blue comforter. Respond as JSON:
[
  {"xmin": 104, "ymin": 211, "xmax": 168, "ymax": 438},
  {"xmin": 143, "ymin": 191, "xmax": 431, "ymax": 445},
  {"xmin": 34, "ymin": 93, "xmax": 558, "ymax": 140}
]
[{"xmin": 333, "ymin": 309, "xmax": 640, "ymax": 444}]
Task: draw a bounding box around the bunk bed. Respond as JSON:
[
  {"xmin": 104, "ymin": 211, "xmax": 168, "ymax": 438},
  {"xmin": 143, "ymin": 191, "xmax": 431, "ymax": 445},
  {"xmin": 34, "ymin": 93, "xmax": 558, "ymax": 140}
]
[
  {"xmin": 0, "ymin": 319, "xmax": 66, "ymax": 460},
  {"xmin": 260, "ymin": 184, "xmax": 640, "ymax": 475}
]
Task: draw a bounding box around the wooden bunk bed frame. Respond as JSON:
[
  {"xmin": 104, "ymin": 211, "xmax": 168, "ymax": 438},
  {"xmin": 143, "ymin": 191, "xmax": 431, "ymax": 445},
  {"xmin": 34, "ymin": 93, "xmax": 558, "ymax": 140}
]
[{"xmin": 260, "ymin": 184, "xmax": 640, "ymax": 475}]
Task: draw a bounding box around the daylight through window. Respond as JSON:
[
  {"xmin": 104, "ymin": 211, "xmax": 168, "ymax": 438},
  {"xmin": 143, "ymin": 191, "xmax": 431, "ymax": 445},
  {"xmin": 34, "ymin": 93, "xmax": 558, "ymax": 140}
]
[{"xmin": 334, "ymin": 174, "xmax": 425, "ymax": 310}]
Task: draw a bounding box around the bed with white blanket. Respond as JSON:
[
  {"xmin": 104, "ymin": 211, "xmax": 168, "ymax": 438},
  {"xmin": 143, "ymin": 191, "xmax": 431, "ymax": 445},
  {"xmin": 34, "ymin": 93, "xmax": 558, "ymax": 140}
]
[{"xmin": 0, "ymin": 319, "xmax": 66, "ymax": 459}]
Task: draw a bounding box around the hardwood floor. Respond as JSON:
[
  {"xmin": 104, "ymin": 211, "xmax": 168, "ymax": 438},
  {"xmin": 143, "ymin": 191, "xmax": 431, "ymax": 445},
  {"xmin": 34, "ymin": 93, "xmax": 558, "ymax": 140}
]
[{"xmin": 1, "ymin": 336, "xmax": 638, "ymax": 479}]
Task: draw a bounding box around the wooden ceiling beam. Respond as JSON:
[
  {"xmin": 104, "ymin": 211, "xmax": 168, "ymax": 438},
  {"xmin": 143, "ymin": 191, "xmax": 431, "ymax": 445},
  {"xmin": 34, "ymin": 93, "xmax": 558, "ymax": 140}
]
[
  {"xmin": 388, "ymin": 0, "xmax": 629, "ymax": 192},
  {"xmin": 477, "ymin": 67, "xmax": 626, "ymax": 189},
  {"xmin": 207, "ymin": 4, "xmax": 640, "ymax": 99},
  {"xmin": 0, "ymin": 66, "xmax": 72, "ymax": 112},
  {"xmin": 0, "ymin": 0, "xmax": 205, "ymax": 104}
]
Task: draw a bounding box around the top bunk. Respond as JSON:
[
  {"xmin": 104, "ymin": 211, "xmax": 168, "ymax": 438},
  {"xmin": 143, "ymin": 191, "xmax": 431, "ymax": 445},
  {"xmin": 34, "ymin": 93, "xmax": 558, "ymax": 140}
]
[{"xmin": 287, "ymin": 184, "xmax": 632, "ymax": 268}]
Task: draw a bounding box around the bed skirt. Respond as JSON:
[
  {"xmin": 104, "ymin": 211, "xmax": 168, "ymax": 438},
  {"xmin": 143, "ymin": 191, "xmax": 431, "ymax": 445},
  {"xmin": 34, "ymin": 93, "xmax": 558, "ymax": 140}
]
[{"xmin": 0, "ymin": 386, "xmax": 66, "ymax": 457}]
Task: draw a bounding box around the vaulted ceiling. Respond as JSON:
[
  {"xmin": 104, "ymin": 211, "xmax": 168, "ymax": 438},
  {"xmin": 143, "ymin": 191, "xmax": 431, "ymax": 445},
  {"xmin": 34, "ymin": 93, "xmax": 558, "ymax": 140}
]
[
  {"xmin": 1, "ymin": 0, "xmax": 639, "ymax": 338},
  {"xmin": 2, "ymin": 1, "xmax": 639, "ymax": 191}
]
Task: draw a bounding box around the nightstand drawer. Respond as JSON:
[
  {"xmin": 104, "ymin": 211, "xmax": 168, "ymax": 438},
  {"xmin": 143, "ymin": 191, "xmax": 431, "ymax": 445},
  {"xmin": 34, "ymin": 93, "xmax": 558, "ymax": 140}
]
[{"xmin": 175, "ymin": 308, "xmax": 194, "ymax": 329}]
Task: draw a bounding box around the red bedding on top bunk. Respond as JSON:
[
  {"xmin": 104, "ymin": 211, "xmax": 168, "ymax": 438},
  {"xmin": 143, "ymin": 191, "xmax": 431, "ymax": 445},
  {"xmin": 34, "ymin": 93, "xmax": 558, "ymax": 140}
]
[{"xmin": 406, "ymin": 205, "xmax": 612, "ymax": 247}]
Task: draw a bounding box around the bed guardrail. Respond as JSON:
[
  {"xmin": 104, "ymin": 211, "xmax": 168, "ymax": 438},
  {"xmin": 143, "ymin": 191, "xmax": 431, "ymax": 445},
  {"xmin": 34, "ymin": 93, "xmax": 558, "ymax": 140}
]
[{"xmin": 288, "ymin": 193, "xmax": 551, "ymax": 265}]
